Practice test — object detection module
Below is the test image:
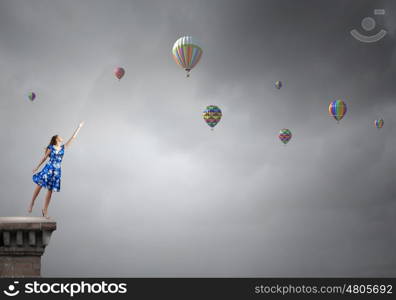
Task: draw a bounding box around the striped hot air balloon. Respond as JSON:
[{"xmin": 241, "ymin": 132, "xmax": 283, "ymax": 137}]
[
  {"xmin": 374, "ymin": 118, "xmax": 384, "ymax": 129},
  {"xmin": 278, "ymin": 129, "xmax": 292, "ymax": 145},
  {"xmin": 328, "ymin": 99, "xmax": 347, "ymax": 123},
  {"xmin": 203, "ymin": 105, "xmax": 222, "ymax": 130},
  {"xmin": 172, "ymin": 36, "xmax": 202, "ymax": 77},
  {"xmin": 28, "ymin": 92, "xmax": 36, "ymax": 101},
  {"xmin": 114, "ymin": 67, "xmax": 125, "ymax": 80}
]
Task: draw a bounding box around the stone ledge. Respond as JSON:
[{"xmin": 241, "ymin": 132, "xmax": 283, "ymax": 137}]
[
  {"xmin": 0, "ymin": 217, "xmax": 57, "ymax": 277},
  {"xmin": 0, "ymin": 217, "xmax": 56, "ymax": 231}
]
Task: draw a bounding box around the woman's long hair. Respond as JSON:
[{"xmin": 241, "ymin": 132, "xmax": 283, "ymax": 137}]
[{"xmin": 45, "ymin": 135, "xmax": 58, "ymax": 153}]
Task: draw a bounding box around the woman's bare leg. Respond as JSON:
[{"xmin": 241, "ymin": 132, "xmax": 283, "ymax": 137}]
[
  {"xmin": 28, "ymin": 185, "xmax": 42, "ymax": 213},
  {"xmin": 42, "ymin": 189, "xmax": 53, "ymax": 218}
]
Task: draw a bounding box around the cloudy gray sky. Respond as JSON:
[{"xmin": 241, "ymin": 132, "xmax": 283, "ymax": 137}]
[{"xmin": 0, "ymin": 0, "xmax": 395, "ymax": 277}]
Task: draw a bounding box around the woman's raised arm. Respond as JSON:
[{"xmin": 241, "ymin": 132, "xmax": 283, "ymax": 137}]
[{"xmin": 64, "ymin": 121, "xmax": 84, "ymax": 148}]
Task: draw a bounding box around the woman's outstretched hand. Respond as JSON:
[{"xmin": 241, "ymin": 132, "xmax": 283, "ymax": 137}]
[
  {"xmin": 65, "ymin": 121, "xmax": 84, "ymax": 148},
  {"xmin": 32, "ymin": 167, "xmax": 38, "ymax": 173}
]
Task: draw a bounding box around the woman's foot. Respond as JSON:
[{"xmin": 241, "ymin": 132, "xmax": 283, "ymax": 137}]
[{"xmin": 41, "ymin": 208, "xmax": 50, "ymax": 219}]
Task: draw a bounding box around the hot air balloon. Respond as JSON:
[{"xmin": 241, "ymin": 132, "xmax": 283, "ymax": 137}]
[
  {"xmin": 172, "ymin": 36, "xmax": 202, "ymax": 77},
  {"xmin": 114, "ymin": 67, "xmax": 125, "ymax": 80},
  {"xmin": 328, "ymin": 99, "xmax": 347, "ymax": 123},
  {"xmin": 203, "ymin": 105, "xmax": 222, "ymax": 130},
  {"xmin": 274, "ymin": 81, "xmax": 282, "ymax": 89},
  {"xmin": 28, "ymin": 92, "xmax": 36, "ymax": 101},
  {"xmin": 278, "ymin": 129, "xmax": 292, "ymax": 145},
  {"xmin": 374, "ymin": 118, "xmax": 384, "ymax": 129}
]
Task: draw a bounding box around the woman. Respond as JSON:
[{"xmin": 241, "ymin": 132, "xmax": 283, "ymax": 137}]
[{"xmin": 28, "ymin": 121, "xmax": 84, "ymax": 218}]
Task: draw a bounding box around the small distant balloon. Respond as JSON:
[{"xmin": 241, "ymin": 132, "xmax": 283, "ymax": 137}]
[
  {"xmin": 328, "ymin": 99, "xmax": 347, "ymax": 122},
  {"xmin": 274, "ymin": 81, "xmax": 282, "ymax": 89},
  {"xmin": 374, "ymin": 118, "xmax": 384, "ymax": 129},
  {"xmin": 114, "ymin": 67, "xmax": 125, "ymax": 80},
  {"xmin": 28, "ymin": 92, "xmax": 36, "ymax": 101},
  {"xmin": 172, "ymin": 36, "xmax": 203, "ymax": 77},
  {"xmin": 279, "ymin": 128, "xmax": 292, "ymax": 144},
  {"xmin": 203, "ymin": 105, "xmax": 222, "ymax": 130}
]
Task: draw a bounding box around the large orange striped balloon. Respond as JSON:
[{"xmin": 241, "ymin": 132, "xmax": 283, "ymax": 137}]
[{"xmin": 172, "ymin": 36, "xmax": 202, "ymax": 77}]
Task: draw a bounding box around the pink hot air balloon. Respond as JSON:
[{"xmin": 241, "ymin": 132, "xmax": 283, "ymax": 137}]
[{"xmin": 114, "ymin": 67, "xmax": 125, "ymax": 80}]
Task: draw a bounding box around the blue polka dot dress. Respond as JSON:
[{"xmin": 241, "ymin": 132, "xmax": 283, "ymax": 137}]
[{"xmin": 32, "ymin": 144, "xmax": 65, "ymax": 192}]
